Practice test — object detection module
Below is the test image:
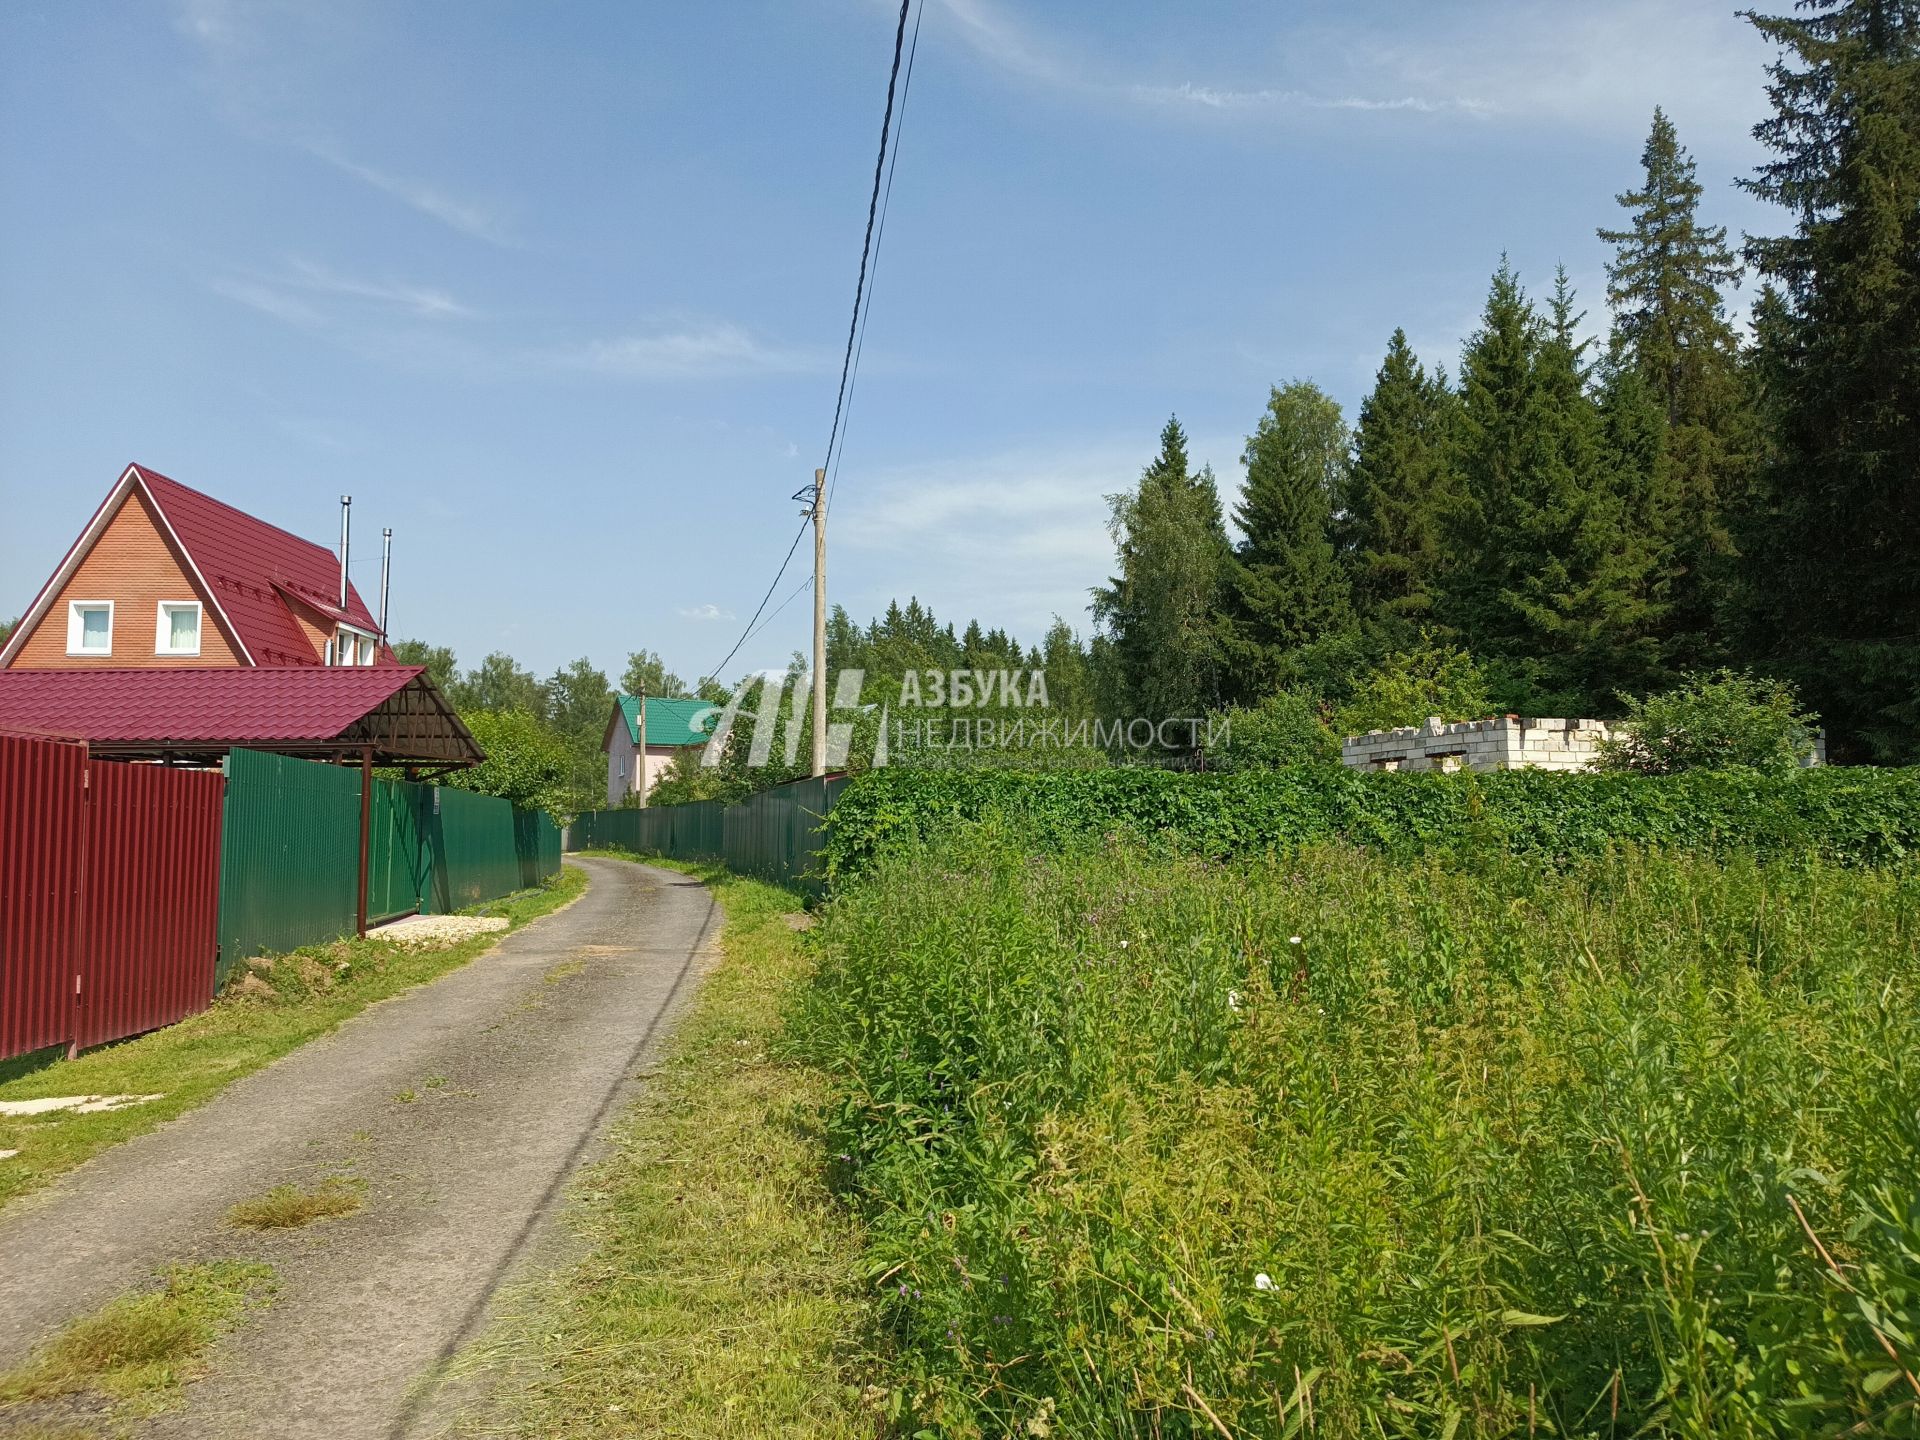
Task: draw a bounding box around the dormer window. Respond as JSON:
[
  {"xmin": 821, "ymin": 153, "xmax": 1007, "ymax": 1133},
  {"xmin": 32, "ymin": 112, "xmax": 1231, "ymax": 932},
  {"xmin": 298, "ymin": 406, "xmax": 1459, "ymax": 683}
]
[
  {"xmin": 156, "ymin": 601, "xmax": 202, "ymax": 656},
  {"xmin": 328, "ymin": 625, "xmax": 378, "ymax": 666},
  {"xmin": 67, "ymin": 601, "xmax": 113, "ymax": 656}
]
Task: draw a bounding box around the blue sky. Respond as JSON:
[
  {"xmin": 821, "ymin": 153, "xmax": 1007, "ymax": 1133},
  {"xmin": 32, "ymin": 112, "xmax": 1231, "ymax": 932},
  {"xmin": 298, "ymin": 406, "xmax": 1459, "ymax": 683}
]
[{"xmin": 1, "ymin": 1, "xmax": 1783, "ymax": 685}]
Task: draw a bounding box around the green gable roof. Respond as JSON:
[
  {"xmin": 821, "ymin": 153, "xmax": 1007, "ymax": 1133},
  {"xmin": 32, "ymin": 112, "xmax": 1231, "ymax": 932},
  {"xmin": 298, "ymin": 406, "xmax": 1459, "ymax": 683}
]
[{"xmin": 614, "ymin": 694, "xmax": 717, "ymax": 748}]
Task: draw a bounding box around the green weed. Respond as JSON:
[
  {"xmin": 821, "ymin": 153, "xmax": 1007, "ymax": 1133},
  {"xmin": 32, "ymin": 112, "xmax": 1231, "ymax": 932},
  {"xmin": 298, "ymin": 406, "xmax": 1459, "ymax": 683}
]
[
  {"xmin": 0, "ymin": 1262, "xmax": 274, "ymax": 1411},
  {"xmin": 798, "ymin": 820, "xmax": 1920, "ymax": 1438},
  {"xmin": 226, "ymin": 1178, "xmax": 363, "ymax": 1230}
]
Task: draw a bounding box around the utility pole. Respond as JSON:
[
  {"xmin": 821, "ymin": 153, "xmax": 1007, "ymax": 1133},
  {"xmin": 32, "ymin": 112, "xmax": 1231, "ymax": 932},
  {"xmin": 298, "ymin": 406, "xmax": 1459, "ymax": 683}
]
[{"xmin": 810, "ymin": 467, "xmax": 827, "ymax": 777}]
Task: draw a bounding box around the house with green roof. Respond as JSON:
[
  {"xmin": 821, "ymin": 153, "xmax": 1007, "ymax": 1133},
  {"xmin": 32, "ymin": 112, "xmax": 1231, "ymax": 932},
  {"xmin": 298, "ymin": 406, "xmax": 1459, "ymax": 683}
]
[{"xmin": 601, "ymin": 693, "xmax": 719, "ymax": 806}]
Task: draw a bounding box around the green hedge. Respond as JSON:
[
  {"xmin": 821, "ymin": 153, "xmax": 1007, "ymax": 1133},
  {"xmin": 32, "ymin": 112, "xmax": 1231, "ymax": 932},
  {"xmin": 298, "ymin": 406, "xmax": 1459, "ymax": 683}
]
[{"xmin": 820, "ymin": 764, "xmax": 1920, "ymax": 875}]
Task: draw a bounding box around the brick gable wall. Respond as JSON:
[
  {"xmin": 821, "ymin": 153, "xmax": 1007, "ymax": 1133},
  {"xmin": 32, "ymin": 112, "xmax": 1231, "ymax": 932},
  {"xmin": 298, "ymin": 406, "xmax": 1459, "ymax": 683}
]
[{"xmin": 6, "ymin": 489, "xmax": 247, "ymax": 668}]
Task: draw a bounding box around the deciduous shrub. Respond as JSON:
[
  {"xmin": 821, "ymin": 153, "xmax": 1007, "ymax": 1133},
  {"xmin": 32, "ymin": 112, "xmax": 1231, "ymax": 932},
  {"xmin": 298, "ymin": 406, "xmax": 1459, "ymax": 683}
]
[
  {"xmin": 1596, "ymin": 669, "xmax": 1820, "ymax": 774},
  {"xmin": 445, "ymin": 709, "xmax": 571, "ymax": 816},
  {"xmin": 1332, "ymin": 634, "xmax": 1492, "ymax": 735},
  {"xmin": 822, "ymin": 762, "xmax": 1920, "ymax": 877},
  {"xmin": 1203, "ymin": 690, "xmax": 1338, "ymax": 770}
]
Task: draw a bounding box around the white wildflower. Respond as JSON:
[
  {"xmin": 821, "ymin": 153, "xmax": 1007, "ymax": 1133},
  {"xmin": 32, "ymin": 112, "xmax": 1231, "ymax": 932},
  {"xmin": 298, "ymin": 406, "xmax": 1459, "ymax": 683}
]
[
  {"xmin": 1227, "ymin": 989, "xmax": 1243, "ymax": 1013},
  {"xmin": 1254, "ymin": 1272, "xmax": 1275, "ymax": 1291},
  {"xmin": 1288, "ymin": 935, "xmax": 1302, "ymax": 945}
]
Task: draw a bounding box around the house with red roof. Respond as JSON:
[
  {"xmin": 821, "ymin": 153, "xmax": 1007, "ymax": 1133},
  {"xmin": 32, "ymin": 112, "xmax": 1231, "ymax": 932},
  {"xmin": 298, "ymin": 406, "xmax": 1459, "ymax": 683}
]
[{"xmin": 1, "ymin": 464, "xmax": 393, "ymax": 671}]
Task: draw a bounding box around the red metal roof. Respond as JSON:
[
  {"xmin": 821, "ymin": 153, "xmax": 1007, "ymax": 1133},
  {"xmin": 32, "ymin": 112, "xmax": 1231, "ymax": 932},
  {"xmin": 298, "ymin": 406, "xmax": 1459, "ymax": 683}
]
[
  {"xmin": 133, "ymin": 466, "xmax": 386, "ymax": 667},
  {"xmin": 0, "ymin": 666, "xmax": 427, "ymax": 744}
]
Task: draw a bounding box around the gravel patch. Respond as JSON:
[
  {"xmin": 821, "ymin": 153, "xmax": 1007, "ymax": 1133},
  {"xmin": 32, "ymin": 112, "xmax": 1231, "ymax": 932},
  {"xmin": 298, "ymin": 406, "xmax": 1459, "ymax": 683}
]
[
  {"xmin": 0, "ymin": 1095, "xmax": 163, "ymax": 1118},
  {"xmin": 371, "ymin": 914, "xmax": 511, "ymax": 949}
]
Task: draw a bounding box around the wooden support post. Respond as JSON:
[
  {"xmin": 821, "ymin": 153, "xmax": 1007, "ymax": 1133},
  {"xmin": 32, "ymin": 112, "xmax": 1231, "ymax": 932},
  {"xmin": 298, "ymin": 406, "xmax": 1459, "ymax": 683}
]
[
  {"xmin": 810, "ymin": 467, "xmax": 827, "ymax": 778},
  {"xmin": 356, "ymin": 745, "xmax": 373, "ymax": 938}
]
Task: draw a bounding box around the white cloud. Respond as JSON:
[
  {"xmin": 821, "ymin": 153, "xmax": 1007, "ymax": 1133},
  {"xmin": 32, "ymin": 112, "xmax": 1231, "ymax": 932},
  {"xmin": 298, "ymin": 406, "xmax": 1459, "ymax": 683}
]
[
  {"xmin": 677, "ymin": 603, "xmax": 736, "ymax": 622},
  {"xmin": 832, "ymin": 433, "xmax": 1238, "ymax": 639},
  {"xmin": 209, "ymin": 259, "xmax": 473, "ymax": 328},
  {"xmin": 1359, "ymin": 2, "xmax": 1773, "ymax": 151},
  {"xmin": 1129, "ymin": 82, "xmax": 1491, "ymax": 117},
  {"xmin": 212, "ymin": 271, "xmax": 818, "ymax": 387},
  {"xmin": 172, "ymin": 4, "xmax": 519, "ymax": 246},
  {"xmin": 207, "ymin": 276, "xmax": 326, "ymax": 328},
  {"xmin": 925, "ymin": 0, "xmax": 1769, "ymax": 146},
  {"xmin": 307, "ymin": 146, "xmax": 517, "ymax": 247},
  {"xmin": 929, "ymin": 0, "xmax": 1491, "ymax": 121},
  {"xmin": 173, "ymin": 0, "xmax": 244, "ymax": 49},
  {"xmin": 551, "ymin": 323, "xmax": 825, "ymax": 381},
  {"xmin": 281, "ymin": 258, "xmax": 471, "ymax": 319}
]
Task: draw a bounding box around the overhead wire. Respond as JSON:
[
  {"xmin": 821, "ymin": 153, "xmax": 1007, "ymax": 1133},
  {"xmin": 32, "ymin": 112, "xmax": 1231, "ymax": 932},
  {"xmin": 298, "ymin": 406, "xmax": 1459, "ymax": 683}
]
[
  {"xmin": 820, "ymin": 0, "xmax": 916, "ymax": 487},
  {"xmin": 827, "ymin": 0, "xmax": 922, "ymax": 513},
  {"xmin": 743, "ymin": 573, "xmax": 814, "ymax": 651},
  {"xmin": 700, "ymin": 0, "xmax": 919, "ymax": 686},
  {"xmin": 700, "ymin": 519, "xmax": 808, "ymax": 684}
]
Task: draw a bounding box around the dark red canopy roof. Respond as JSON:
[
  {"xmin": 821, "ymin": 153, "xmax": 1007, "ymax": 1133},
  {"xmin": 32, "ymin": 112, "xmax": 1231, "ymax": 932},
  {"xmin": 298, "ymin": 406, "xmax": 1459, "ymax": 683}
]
[{"xmin": 0, "ymin": 667, "xmax": 479, "ymax": 765}]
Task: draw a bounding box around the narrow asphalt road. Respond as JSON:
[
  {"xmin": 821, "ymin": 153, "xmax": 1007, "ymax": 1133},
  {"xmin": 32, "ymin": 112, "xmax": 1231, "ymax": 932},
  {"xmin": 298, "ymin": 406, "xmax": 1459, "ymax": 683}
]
[{"xmin": 0, "ymin": 856, "xmax": 718, "ymax": 1440}]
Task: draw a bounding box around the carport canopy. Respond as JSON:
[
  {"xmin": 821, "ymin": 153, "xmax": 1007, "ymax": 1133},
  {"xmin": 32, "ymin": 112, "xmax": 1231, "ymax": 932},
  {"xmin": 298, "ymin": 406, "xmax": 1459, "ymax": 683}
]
[{"xmin": 0, "ymin": 665, "xmax": 482, "ymax": 768}]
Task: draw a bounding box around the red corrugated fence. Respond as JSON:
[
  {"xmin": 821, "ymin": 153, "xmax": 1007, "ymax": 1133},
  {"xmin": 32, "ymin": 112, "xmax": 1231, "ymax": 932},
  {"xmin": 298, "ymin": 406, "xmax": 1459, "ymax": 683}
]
[
  {"xmin": 75, "ymin": 759, "xmax": 225, "ymax": 1052},
  {"xmin": 1, "ymin": 733, "xmax": 224, "ymax": 1060},
  {"xmin": 0, "ymin": 733, "xmax": 86, "ymax": 1058}
]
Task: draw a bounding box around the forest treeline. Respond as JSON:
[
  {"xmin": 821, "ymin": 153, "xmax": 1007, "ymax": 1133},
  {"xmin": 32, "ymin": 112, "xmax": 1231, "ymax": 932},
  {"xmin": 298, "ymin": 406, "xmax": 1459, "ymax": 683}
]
[
  {"xmin": 397, "ymin": 2, "xmax": 1919, "ymax": 812},
  {"xmin": 1093, "ymin": 9, "xmax": 1919, "ymax": 766}
]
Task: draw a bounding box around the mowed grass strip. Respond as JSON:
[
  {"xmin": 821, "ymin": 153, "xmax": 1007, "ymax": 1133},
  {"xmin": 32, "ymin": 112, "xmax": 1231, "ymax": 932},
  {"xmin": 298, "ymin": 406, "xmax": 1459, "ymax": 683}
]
[
  {"xmin": 226, "ymin": 1177, "xmax": 364, "ymax": 1230},
  {"xmin": 465, "ymin": 855, "xmax": 881, "ymax": 1440},
  {"xmin": 0, "ymin": 866, "xmax": 587, "ymax": 1213},
  {"xmin": 0, "ymin": 1261, "xmax": 274, "ymax": 1414}
]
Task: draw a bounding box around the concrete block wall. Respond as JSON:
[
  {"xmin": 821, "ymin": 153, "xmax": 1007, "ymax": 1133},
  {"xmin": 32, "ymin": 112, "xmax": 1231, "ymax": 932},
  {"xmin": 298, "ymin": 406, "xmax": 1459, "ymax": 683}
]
[{"xmin": 1340, "ymin": 715, "xmax": 1614, "ymax": 774}]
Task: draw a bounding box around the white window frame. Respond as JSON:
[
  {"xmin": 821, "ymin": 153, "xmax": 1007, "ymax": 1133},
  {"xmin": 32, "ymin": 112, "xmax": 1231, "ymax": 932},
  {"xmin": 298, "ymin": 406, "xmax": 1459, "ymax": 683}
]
[
  {"xmin": 155, "ymin": 600, "xmax": 203, "ymax": 657},
  {"xmin": 66, "ymin": 600, "xmax": 114, "ymax": 657},
  {"xmin": 330, "ymin": 623, "xmax": 379, "ymax": 666}
]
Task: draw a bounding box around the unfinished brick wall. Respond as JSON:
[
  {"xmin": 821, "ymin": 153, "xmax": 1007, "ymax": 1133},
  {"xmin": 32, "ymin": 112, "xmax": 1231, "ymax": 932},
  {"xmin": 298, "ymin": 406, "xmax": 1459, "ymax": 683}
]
[{"xmin": 1341, "ymin": 716, "xmax": 1613, "ymax": 774}]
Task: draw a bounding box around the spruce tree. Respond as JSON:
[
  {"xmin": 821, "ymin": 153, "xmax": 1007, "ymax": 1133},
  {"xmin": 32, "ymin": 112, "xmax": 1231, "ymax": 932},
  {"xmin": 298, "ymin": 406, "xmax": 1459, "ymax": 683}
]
[
  {"xmin": 1736, "ymin": 0, "xmax": 1920, "ymax": 759},
  {"xmin": 1220, "ymin": 382, "xmax": 1354, "ymax": 693},
  {"xmin": 1444, "ymin": 259, "xmax": 1544, "ymax": 667},
  {"xmin": 1447, "ymin": 265, "xmax": 1660, "ymax": 710},
  {"xmin": 1597, "ymin": 108, "xmax": 1749, "ymax": 670},
  {"xmin": 1598, "ymin": 109, "xmax": 1743, "ymax": 424},
  {"xmin": 1346, "ymin": 330, "xmax": 1459, "ymax": 630},
  {"xmin": 1092, "ymin": 416, "xmax": 1231, "ymax": 726}
]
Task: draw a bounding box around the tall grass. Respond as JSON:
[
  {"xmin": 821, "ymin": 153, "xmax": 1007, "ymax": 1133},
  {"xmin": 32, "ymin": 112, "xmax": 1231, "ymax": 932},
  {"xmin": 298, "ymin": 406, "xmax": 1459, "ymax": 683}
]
[{"xmin": 796, "ymin": 822, "xmax": 1920, "ymax": 1438}]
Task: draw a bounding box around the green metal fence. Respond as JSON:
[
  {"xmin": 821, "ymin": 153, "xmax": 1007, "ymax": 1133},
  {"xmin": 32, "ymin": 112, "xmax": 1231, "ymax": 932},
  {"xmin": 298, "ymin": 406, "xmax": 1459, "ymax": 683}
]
[
  {"xmin": 566, "ymin": 774, "xmax": 845, "ymax": 895},
  {"xmin": 218, "ymin": 749, "xmax": 362, "ymax": 987},
  {"xmin": 217, "ymin": 749, "xmax": 563, "ymax": 987}
]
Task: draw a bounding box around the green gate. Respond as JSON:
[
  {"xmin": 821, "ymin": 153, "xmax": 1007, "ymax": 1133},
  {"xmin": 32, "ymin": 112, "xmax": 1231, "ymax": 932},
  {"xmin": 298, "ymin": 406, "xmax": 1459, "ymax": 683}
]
[{"xmin": 218, "ymin": 750, "xmax": 563, "ymax": 985}]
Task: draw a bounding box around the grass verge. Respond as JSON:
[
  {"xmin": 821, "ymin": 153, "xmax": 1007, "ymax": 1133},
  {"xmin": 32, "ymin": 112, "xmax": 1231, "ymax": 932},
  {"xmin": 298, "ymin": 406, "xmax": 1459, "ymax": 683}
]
[
  {"xmin": 0, "ymin": 1261, "xmax": 274, "ymax": 1414},
  {"xmin": 462, "ymin": 851, "xmax": 880, "ymax": 1439},
  {"xmin": 0, "ymin": 866, "xmax": 587, "ymax": 1213},
  {"xmin": 226, "ymin": 1177, "xmax": 364, "ymax": 1230}
]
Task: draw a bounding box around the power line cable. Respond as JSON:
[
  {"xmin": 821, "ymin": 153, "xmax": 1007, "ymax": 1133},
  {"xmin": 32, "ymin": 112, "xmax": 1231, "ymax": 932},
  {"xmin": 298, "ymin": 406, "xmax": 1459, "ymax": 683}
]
[
  {"xmin": 743, "ymin": 573, "xmax": 814, "ymax": 650},
  {"xmin": 821, "ymin": 0, "xmax": 915, "ymax": 484},
  {"xmin": 701, "ymin": 520, "xmax": 807, "ymax": 684},
  {"xmin": 827, "ymin": 0, "xmax": 922, "ymax": 513},
  {"xmin": 701, "ymin": 0, "xmax": 918, "ymax": 686}
]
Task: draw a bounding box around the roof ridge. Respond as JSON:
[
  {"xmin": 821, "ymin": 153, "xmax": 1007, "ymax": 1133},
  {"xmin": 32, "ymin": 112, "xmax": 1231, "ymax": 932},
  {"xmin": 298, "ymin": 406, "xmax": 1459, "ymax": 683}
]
[{"xmin": 133, "ymin": 464, "xmax": 344, "ymax": 567}]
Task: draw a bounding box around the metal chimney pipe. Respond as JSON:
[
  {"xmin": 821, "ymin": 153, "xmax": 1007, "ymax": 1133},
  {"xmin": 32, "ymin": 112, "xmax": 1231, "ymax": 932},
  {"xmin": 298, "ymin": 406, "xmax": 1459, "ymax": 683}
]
[
  {"xmin": 378, "ymin": 528, "xmax": 393, "ymax": 639},
  {"xmin": 338, "ymin": 495, "xmax": 352, "ymax": 611}
]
